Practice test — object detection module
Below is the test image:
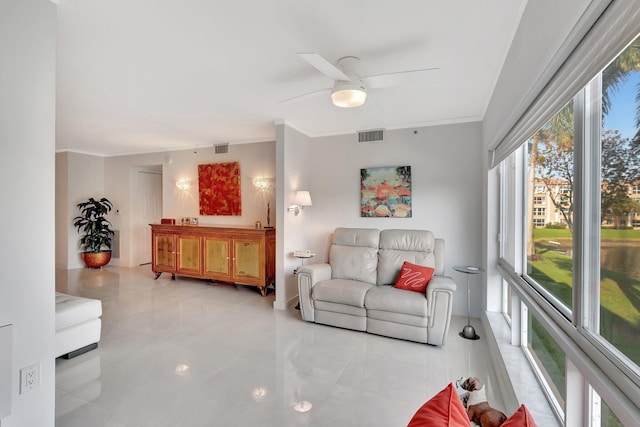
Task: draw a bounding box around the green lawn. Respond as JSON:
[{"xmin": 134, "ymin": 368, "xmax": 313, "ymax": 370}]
[
  {"xmin": 528, "ymin": 229, "xmax": 640, "ymax": 368},
  {"xmin": 534, "ymin": 228, "xmax": 640, "ymax": 240},
  {"xmin": 528, "ymin": 231, "xmax": 638, "ymax": 427}
]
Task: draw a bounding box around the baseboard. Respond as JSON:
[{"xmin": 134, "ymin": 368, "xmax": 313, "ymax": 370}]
[{"xmin": 273, "ymin": 294, "xmax": 299, "ymax": 311}]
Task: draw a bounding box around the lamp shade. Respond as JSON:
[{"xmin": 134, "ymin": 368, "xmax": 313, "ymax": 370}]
[{"xmin": 294, "ymin": 191, "xmax": 312, "ymax": 206}]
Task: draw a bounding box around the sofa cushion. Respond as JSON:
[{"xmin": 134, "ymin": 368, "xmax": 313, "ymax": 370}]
[
  {"xmin": 332, "ymin": 227, "xmax": 380, "ymax": 248},
  {"xmin": 330, "ymin": 245, "xmax": 379, "ymax": 284},
  {"xmin": 365, "ymin": 285, "xmax": 428, "ymax": 317},
  {"xmin": 312, "ymin": 279, "xmax": 374, "ymax": 307},
  {"xmin": 314, "ymin": 300, "xmax": 367, "ymax": 317},
  {"xmin": 367, "ymin": 310, "xmax": 428, "ymax": 327},
  {"xmin": 55, "ymin": 292, "xmax": 102, "ymax": 332},
  {"xmin": 394, "ymin": 261, "xmax": 435, "ymax": 293},
  {"xmin": 330, "ymin": 228, "xmax": 380, "ymax": 284},
  {"xmin": 378, "ymin": 229, "xmax": 436, "ymax": 285},
  {"xmin": 380, "ymin": 229, "xmax": 434, "ymax": 252},
  {"xmin": 407, "ymin": 383, "xmax": 470, "ymax": 427}
]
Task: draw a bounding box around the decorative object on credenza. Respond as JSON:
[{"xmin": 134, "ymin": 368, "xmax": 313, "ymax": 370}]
[
  {"xmin": 265, "ymin": 201, "xmax": 273, "ymax": 228},
  {"xmin": 180, "ymin": 217, "xmax": 199, "ymax": 225},
  {"xmin": 73, "ymin": 197, "xmax": 115, "ymax": 269},
  {"xmin": 287, "ymin": 191, "xmax": 312, "ymax": 215},
  {"xmin": 161, "ymin": 218, "xmax": 176, "ymax": 225},
  {"xmin": 360, "ymin": 165, "xmax": 411, "ymax": 218},
  {"xmin": 252, "ymin": 177, "xmax": 274, "ymax": 228},
  {"xmin": 198, "ymin": 161, "xmax": 242, "ymax": 216}
]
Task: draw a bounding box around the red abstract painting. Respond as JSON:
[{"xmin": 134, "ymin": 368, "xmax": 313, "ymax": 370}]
[{"xmin": 198, "ymin": 162, "xmax": 242, "ymax": 216}]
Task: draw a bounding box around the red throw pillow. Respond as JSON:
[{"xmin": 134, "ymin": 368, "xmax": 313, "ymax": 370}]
[
  {"xmin": 407, "ymin": 383, "xmax": 471, "ymax": 427},
  {"xmin": 395, "ymin": 261, "xmax": 435, "ymax": 293},
  {"xmin": 502, "ymin": 404, "xmax": 538, "ymax": 427}
]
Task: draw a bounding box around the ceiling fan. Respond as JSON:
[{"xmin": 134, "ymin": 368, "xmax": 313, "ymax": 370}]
[{"xmin": 283, "ymin": 53, "xmax": 439, "ymax": 108}]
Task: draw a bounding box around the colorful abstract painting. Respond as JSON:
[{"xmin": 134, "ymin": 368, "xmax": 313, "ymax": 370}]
[
  {"xmin": 198, "ymin": 162, "xmax": 242, "ymax": 216},
  {"xmin": 360, "ymin": 166, "xmax": 411, "ymax": 218}
]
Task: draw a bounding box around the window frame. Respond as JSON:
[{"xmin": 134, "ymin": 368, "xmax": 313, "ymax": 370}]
[{"xmin": 497, "ymin": 75, "xmax": 640, "ymax": 426}]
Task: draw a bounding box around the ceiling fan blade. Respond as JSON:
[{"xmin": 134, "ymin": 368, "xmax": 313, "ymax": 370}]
[
  {"xmin": 279, "ymin": 87, "xmax": 331, "ymax": 104},
  {"xmin": 298, "ymin": 53, "xmax": 350, "ymax": 82},
  {"xmin": 362, "ymin": 67, "xmax": 440, "ymax": 89}
]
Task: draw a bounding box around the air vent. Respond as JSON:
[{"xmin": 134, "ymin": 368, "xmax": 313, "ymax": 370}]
[
  {"xmin": 214, "ymin": 143, "xmax": 229, "ymax": 154},
  {"xmin": 358, "ymin": 129, "xmax": 384, "ymax": 143}
]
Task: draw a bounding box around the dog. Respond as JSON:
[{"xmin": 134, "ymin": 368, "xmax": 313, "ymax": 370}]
[{"xmin": 456, "ymin": 377, "xmax": 507, "ymax": 427}]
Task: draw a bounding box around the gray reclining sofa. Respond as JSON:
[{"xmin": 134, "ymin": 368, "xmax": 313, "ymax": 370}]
[{"xmin": 297, "ymin": 228, "xmax": 457, "ymax": 346}]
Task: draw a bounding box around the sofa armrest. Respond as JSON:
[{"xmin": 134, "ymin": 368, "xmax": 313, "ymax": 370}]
[
  {"xmin": 297, "ymin": 263, "xmax": 332, "ymax": 322},
  {"xmin": 426, "ymin": 275, "xmax": 457, "ymax": 346}
]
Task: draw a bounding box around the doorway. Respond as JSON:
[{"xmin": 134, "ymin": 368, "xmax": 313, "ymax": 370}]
[{"xmin": 132, "ymin": 166, "xmax": 163, "ymax": 266}]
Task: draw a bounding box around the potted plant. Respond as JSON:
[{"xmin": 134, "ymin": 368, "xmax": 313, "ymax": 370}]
[{"xmin": 73, "ymin": 197, "xmax": 115, "ymax": 268}]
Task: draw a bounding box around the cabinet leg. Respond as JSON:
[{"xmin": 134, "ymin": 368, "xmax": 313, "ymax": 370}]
[
  {"xmin": 154, "ymin": 272, "xmax": 162, "ymax": 280},
  {"xmin": 260, "ymin": 286, "xmax": 267, "ymax": 297},
  {"xmin": 171, "ymin": 274, "xmax": 176, "ymax": 280}
]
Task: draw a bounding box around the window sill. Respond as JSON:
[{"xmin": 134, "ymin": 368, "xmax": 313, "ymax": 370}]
[{"xmin": 482, "ymin": 311, "xmax": 561, "ymax": 426}]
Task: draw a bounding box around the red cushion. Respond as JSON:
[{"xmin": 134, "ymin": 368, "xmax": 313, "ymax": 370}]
[
  {"xmin": 502, "ymin": 404, "xmax": 538, "ymax": 427},
  {"xmin": 407, "ymin": 383, "xmax": 471, "ymax": 427},
  {"xmin": 395, "ymin": 261, "xmax": 435, "ymax": 293}
]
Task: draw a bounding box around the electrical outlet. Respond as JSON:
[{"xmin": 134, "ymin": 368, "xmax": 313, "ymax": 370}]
[{"xmin": 20, "ymin": 363, "xmax": 39, "ymax": 394}]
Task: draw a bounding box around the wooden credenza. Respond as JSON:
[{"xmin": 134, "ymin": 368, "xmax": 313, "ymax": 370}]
[{"xmin": 150, "ymin": 224, "xmax": 276, "ymax": 296}]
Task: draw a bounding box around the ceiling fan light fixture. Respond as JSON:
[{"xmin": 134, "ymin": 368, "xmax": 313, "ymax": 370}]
[{"xmin": 331, "ymin": 83, "xmax": 367, "ymax": 108}]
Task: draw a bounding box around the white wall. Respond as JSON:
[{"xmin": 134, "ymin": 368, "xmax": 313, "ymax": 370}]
[
  {"xmin": 56, "ymin": 152, "xmax": 106, "ymax": 269},
  {"xmin": 58, "ymin": 141, "xmax": 276, "ymax": 268},
  {"xmin": 279, "ymin": 122, "xmax": 484, "ymax": 317},
  {"xmin": 55, "ymin": 153, "xmax": 69, "ymax": 269},
  {"xmin": 274, "ymin": 123, "xmax": 314, "ymax": 309},
  {"xmin": 59, "ymin": 122, "xmax": 484, "ymax": 317},
  {"xmin": 0, "ymin": 0, "xmax": 56, "ymax": 425}
]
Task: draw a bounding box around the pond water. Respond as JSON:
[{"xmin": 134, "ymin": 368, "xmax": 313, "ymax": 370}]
[
  {"xmin": 601, "ymin": 243, "xmax": 640, "ymax": 282},
  {"xmin": 542, "ymin": 239, "xmax": 640, "ymax": 282}
]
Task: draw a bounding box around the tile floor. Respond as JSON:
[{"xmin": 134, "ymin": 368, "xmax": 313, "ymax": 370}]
[{"xmin": 55, "ymin": 265, "xmax": 503, "ymax": 427}]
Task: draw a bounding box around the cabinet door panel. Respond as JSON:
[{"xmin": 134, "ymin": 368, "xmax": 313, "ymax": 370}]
[
  {"xmin": 204, "ymin": 238, "xmax": 230, "ymax": 276},
  {"xmin": 234, "ymin": 240, "xmax": 261, "ymax": 279},
  {"xmin": 178, "ymin": 235, "xmax": 200, "ymax": 273},
  {"xmin": 154, "ymin": 234, "xmax": 176, "ymax": 270}
]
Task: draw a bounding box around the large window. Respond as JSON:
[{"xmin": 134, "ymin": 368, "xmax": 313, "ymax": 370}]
[
  {"xmin": 526, "ymin": 312, "xmax": 565, "ymax": 415},
  {"xmin": 598, "ymin": 50, "xmax": 640, "ymax": 367},
  {"xmin": 498, "ymin": 32, "xmax": 640, "ymax": 426},
  {"xmin": 590, "ymin": 389, "xmax": 625, "ymax": 427},
  {"xmin": 526, "ymin": 102, "xmax": 575, "ymax": 313}
]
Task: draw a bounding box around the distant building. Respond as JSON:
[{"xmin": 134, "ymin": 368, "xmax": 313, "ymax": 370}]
[{"xmin": 532, "ymin": 180, "xmax": 640, "ymax": 229}]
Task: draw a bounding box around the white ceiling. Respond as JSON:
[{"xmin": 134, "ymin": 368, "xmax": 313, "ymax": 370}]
[{"xmin": 56, "ymin": 0, "xmax": 527, "ymax": 156}]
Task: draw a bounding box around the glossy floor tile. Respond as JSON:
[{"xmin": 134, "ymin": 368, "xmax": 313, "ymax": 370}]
[{"xmin": 56, "ymin": 266, "xmax": 502, "ymax": 427}]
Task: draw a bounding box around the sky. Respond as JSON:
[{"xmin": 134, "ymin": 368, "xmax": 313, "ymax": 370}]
[{"xmin": 603, "ymin": 70, "xmax": 640, "ymax": 140}]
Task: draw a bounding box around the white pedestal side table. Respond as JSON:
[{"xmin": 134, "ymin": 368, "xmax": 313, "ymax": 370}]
[{"xmin": 453, "ymin": 265, "xmax": 484, "ymax": 340}]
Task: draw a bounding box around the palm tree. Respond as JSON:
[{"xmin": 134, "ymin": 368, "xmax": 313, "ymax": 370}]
[
  {"xmin": 527, "ymin": 36, "xmax": 640, "ymax": 259},
  {"xmin": 601, "ymin": 38, "xmax": 640, "ymax": 132}
]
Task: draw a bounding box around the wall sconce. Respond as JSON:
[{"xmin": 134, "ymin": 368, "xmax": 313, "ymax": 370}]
[
  {"xmin": 253, "ymin": 177, "xmax": 273, "ymax": 189},
  {"xmin": 288, "ymin": 191, "xmax": 312, "ymax": 216},
  {"xmin": 176, "ymin": 179, "xmax": 191, "ymax": 191}
]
